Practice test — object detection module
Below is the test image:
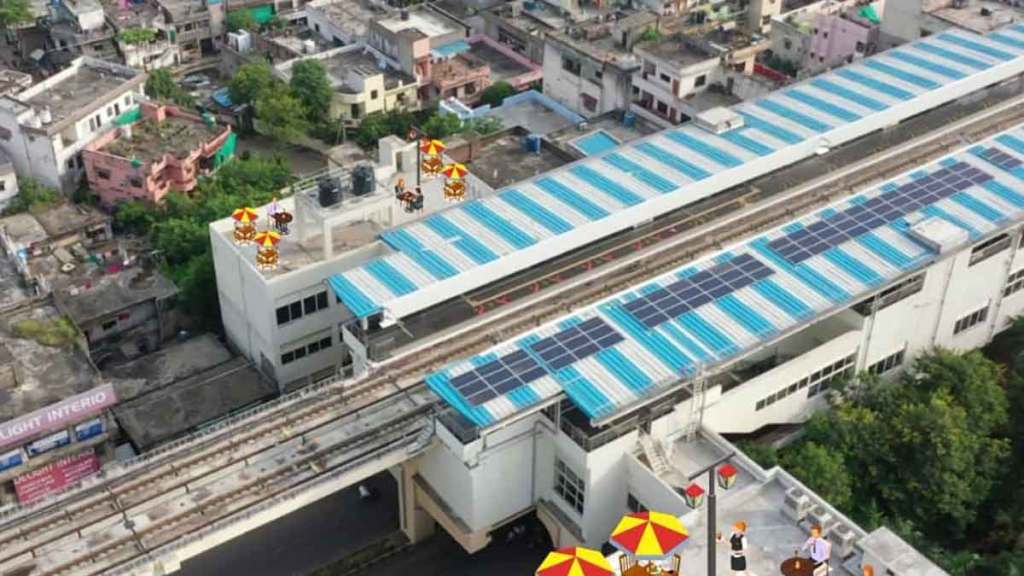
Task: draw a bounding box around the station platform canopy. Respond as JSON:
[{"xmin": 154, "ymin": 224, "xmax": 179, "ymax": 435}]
[{"xmin": 425, "ymin": 124, "xmax": 1024, "ymax": 428}]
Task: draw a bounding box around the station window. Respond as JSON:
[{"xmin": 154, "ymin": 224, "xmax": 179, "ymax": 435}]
[
  {"xmin": 867, "ymin": 348, "xmax": 906, "ymax": 376},
  {"xmin": 554, "ymin": 458, "xmax": 586, "ymax": 515},
  {"xmin": 276, "ymin": 291, "xmax": 330, "ymax": 325},
  {"xmin": 1004, "ymin": 269, "xmax": 1024, "ymax": 297},
  {"xmin": 953, "ymin": 305, "xmax": 989, "ymax": 335},
  {"xmin": 969, "ymin": 233, "xmax": 1011, "ymax": 266}
]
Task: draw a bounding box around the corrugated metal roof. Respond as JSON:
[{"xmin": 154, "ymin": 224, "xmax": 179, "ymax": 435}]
[{"xmin": 425, "ymin": 124, "xmax": 1024, "ymax": 427}]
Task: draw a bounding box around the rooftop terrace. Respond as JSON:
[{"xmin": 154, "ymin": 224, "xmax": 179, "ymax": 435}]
[
  {"xmin": 281, "ymin": 45, "xmax": 414, "ymax": 92},
  {"xmin": 929, "ymin": 0, "xmax": 1024, "ymax": 34},
  {"xmin": 467, "ymin": 38, "xmax": 534, "ymax": 82},
  {"xmin": 308, "ymin": 0, "xmax": 390, "ymax": 40},
  {"xmin": 448, "ymin": 129, "xmax": 576, "ymax": 190},
  {"xmin": 17, "ymin": 57, "xmax": 140, "ymax": 128},
  {"xmin": 56, "ymin": 264, "xmax": 178, "ymax": 325},
  {"xmin": 377, "ymin": 7, "xmax": 458, "ymax": 38},
  {"xmin": 102, "ymin": 113, "xmax": 224, "ymax": 163},
  {"xmin": 100, "ymin": 0, "xmax": 164, "ymax": 30}
]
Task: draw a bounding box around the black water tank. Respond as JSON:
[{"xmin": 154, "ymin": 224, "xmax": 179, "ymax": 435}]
[
  {"xmin": 318, "ymin": 177, "xmax": 341, "ymax": 207},
  {"xmin": 352, "ymin": 164, "xmax": 375, "ymax": 196}
]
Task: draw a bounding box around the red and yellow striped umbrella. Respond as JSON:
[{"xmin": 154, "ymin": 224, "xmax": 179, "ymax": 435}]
[
  {"xmin": 232, "ymin": 207, "xmax": 259, "ymax": 224},
  {"xmin": 610, "ymin": 511, "xmax": 688, "ymax": 560},
  {"xmin": 254, "ymin": 229, "xmax": 282, "ymax": 248},
  {"xmin": 420, "ymin": 138, "xmax": 446, "ymax": 156},
  {"xmin": 536, "ymin": 547, "xmax": 613, "ymax": 576},
  {"xmin": 442, "ymin": 162, "xmax": 469, "ymax": 180}
]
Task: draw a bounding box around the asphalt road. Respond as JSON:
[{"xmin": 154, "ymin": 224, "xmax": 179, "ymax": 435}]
[{"xmin": 178, "ymin": 472, "xmax": 400, "ymax": 576}]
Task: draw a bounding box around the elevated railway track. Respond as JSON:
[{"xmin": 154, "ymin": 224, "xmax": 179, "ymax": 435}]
[{"xmin": 1, "ymin": 82, "xmax": 1023, "ymax": 576}]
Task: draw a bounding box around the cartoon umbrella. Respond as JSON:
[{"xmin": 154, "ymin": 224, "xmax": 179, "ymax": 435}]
[
  {"xmin": 254, "ymin": 229, "xmax": 282, "ymax": 248},
  {"xmin": 609, "ymin": 511, "xmax": 688, "ymax": 560},
  {"xmin": 442, "ymin": 163, "xmax": 469, "ymax": 180},
  {"xmin": 232, "ymin": 207, "xmax": 259, "ymax": 224},
  {"xmin": 536, "ymin": 547, "xmax": 613, "ymax": 576},
  {"xmin": 420, "ymin": 139, "xmax": 446, "ymax": 156}
]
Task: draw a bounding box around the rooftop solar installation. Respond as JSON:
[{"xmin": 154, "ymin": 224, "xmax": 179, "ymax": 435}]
[
  {"xmin": 424, "ymin": 123, "xmax": 1024, "ymax": 428},
  {"xmin": 328, "ymin": 26, "xmax": 1024, "ymax": 321}
]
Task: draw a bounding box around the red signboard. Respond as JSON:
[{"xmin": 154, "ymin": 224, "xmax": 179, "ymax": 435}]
[{"xmin": 14, "ymin": 451, "xmax": 99, "ymax": 503}]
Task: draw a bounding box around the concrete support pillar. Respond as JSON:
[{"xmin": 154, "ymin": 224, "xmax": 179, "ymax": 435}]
[{"xmin": 398, "ymin": 461, "xmax": 436, "ymax": 544}]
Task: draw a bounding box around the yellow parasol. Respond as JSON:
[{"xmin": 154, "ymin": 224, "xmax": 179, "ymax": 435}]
[
  {"xmin": 610, "ymin": 511, "xmax": 688, "ymax": 560},
  {"xmin": 420, "ymin": 139, "xmax": 446, "ymax": 156},
  {"xmin": 254, "ymin": 229, "xmax": 282, "ymax": 248},
  {"xmin": 442, "ymin": 163, "xmax": 469, "ymax": 180},
  {"xmin": 536, "ymin": 547, "xmax": 613, "ymax": 576},
  {"xmin": 232, "ymin": 207, "xmax": 259, "ymax": 224}
]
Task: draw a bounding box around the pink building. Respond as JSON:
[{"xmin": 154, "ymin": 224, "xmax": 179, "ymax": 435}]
[
  {"xmin": 83, "ymin": 102, "xmax": 232, "ymax": 207},
  {"xmin": 806, "ymin": 10, "xmax": 878, "ymax": 73}
]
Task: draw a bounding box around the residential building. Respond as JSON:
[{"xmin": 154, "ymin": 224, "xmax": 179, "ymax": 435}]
[
  {"xmin": 305, "ymin": 0, "xmax": 391, "ymax": 47},
  {"xmin": 55, "ymin": 262, "xmax": 180, "ymax": 365},
  {"xmin": 40, "ymin": 0, "xmax": 120, "ymax": 67},
  {"xmin": 631, "ymin": 27, "xmax": 762, "ymax": 126},
  {"xmin": 881, "ymin": 0, "xmax": 1023, "ymax": 48},
  {"xmin": 367, "ymin": 7, "xmax": 469, "ymax": 92},
  {"xmin": 0, "ymin": 69, "xmax": 32, "ymax": 99},
  {"xmin": 0, "ymin": 57, "xmax": 146, "ymax": 194},
  {"xmin": 543, "ymin": 11, "xmax": 658, "ymax": 117},
  {"xmin": 101, "ymin": 0, "xmax": 181, "ymax": 69},
  {"xmin": 482, "ymin": 0, "xmax": 568, "ymax": 64},
  {"xmin": 156, "ymin": 0, "xmax": 224, "ymax": 62},
  {"xmin": 275, "ymin": 44, "xmax": 419, "ymax": 123},
  {"xmin": 82, "ymin": 101, "xmax": 233, "ymax": 207},
  {"xmin": 772, "ymin": 1, "xmax": 880, "ymax": 75},
  {"xmin": 0, "ymin": 151, "xmax": 17, "ymax": 211},
  {"xmin": 749, "ymin": 0, "xmax": 784, "ymax": 33}
]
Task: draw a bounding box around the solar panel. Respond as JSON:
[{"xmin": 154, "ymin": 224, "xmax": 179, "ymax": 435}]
[
  {"xmin": 981, "ymin": 147, "xmax": 1023, "ymax": 172},
  {"xmin": 451, "ymin": 348, "xmax": 551, "ymax": 406},
  {"xmin": 624, "ymin": 254, "xmax": 776, "ymax": 329},
  {"xmin": 768, "ymin": 162, "xmax": 995, "ymax": 264},
  {"xmin": 527, "ymin": 317, "xmax": 625, "ymax": 370}
]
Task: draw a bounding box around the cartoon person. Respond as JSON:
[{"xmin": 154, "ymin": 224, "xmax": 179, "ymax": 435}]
[
  {"xmin": 862, "ymin": 565, "xmax": 874, "ymax": 576},
  {"xmin": 717, "ymin": 521, "xmax": 751, "ymax": 575},
  {"xmin": 801, "ymin": 524, "xmax": 831, "ymax": 571}
]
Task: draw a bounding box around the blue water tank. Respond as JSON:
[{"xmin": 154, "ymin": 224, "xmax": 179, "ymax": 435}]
[
  {"xmin": 524, "ymin": 134, "xmax": 542, "ymax": 153},
  {"xmin": 623, "ymin": 111, "xmax": 636, "ymax": 128}
]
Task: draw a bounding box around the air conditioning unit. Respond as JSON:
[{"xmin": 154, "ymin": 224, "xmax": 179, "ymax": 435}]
[
  {"xmin": 829, "ymin": 523, "xmax": 857, "ymax": 559},
  {"xmin": 806, "ymin": 505, "xmax": 835, "ymax": 535},
  {"xmin": 783, "ymin": 487, "xmax": 812, "ymax": 522}
]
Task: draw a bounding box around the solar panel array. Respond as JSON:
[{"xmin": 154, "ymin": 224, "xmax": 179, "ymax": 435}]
[
  {"xmin": 450, "ymin": 350, "xmax": 548, "ymax": 406},
  {"xmin": 623, "ymin": 254, "xmax": 775, "ymax": 329},
  {"xmin": 982, "ymin": 146, "xmax": 1024, "ymax": 172},
  {"xmin": 529, "ymin": 317, "xmax": 625, "ymax": 370},
  {"xmin": 769, "ymin": 162, "xmax": 995, "ymax": 264}
]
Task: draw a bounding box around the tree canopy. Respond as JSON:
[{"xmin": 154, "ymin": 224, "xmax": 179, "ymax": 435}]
[
  {"xmin": 422, "ymin": 111, "xmax": 462, "ymax": 139},
  {"xmin": 289, "ymin": 59, "xmax": 333, "ymax": 122},
  {"xmin": 0, "ymin": 0, "xmax": 33, "ymax": 29},
  {"xmin": 3, "ymin": 178, "xmax": 58, "ymax": 215},
  {"xmin": 478, "ymin": 81, "xmax": 516, "ymax": 108},
  {"xmin": 255, "ymin": 90, "xmax": 308, "ymax": 143},
  {"xmin": 225, "ymin": 9, "xmax": 257, "ymax": 33},
  {"xmin": 229, "ymin": 62, "xmax": 277, "ymax": 107},
  {"xmin": 118, "ymin": 27, "xmax": 158, "ymax": 45},
  {"xmin": 145, "ymin": 69, "xmax": 194, "ymax": 108},
  {"xmin": 353, "ymin": 110, "xmax": 416, "ymax": 149}
]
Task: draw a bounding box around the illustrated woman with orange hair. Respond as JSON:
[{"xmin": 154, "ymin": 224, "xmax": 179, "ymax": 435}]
[
  {"xmin": 716, "ymin": 521, "xmax": 751, "ymax": 575},
  {"xmin": 862, "ymin": 565, "xmax": 874, "ymax": 576}
]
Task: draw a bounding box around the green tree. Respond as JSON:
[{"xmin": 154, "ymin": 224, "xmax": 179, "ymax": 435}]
[
  {"xmin": 736, "ymin": 440, "xmax": 778, "ymax": 469},
  {"xmin": 352, "ymin": 110, "xmax": 416, "ymax": 149},
  {"xmin": 113, "ymin": 199, "xmax": 157, "ymax": 235},
  {"xmin": 145, "ymin": 68, "xmax": 194, "ymax": 108},
  {"xmin": 229, "ymin": 62, "xmax": 276, "ymax": 106},
  {"xmin": 289, "ymin": 59, "xmax": 333, "ymax": 122},
  {"xmin": 464, "ymin": 116, "xmax": 503, "ymax": 136},
  {"xmin": 225, "ymin": 9, "xmax": 257, "ymax": 33},
  {"xmin": 478, "ymin": 81, "xmax": 516, "ymax": 108},
  {"xmin": 422, "ymin": 111, "xmax": 462, "ymax": 139},
  {"xmin": 118, "ymin": 27, "xmax": 157, "ymax": 44},
  {"xmin": 151, "ymin": 218, "xmax": 209, "ymax": 266},
  {"xmin": 255, "ymin": 91, "xmax": 308, "ymax": 143},
  {"xmin": 3, "ymin": 178, "xmax": 58, "ymax": 215},
  {"xmin": 780, "ymin": 442, "xmax": 853, "ymax": 510},
  {"xmin": 0, "ymin": 0, "xmax": 33, "ymax": 30}
]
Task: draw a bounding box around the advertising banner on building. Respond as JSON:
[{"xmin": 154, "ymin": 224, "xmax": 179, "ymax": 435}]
[
  {"xmin": 26, "ymin": 430, "xmax": 70, "ymax": 457},
  {"xmin": 0, "ymin": 384, "xmax": 117, "ymax": 451},
  {"xmin": 14, "ymin": 450, "xmax": 100, "ymax": 503}
]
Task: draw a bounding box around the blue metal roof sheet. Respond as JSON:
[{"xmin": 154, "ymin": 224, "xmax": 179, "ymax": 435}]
[
  {"xmin": 425, "ymin": 123, "xmax": 1024, "ymax": 428},
  {"xmin": 328, "ymin": 25, "xmax": 1024, "ymax": 320}
]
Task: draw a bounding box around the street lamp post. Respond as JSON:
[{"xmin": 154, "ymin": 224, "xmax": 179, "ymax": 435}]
[
  {"xmin": 687, "ymin": 452, "xmax": 735, "ymax": 576},
  {"xmin": 408, "ymin": 126, "xmax": 424, "ymax": 186}
]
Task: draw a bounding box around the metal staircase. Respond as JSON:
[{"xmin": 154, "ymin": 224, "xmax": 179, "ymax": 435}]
[
  {"xmin": 638, "ymin": 431, "xmax": 672, "ymax": 476},
  {"xmin": 682, "ymin": 367, "xmax": 707, "ymax": 442}
]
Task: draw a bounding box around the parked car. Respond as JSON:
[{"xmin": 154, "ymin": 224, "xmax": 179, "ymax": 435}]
[{"xmin": 181, "ymin": 74, "xmax": 211, "ymax": 89}]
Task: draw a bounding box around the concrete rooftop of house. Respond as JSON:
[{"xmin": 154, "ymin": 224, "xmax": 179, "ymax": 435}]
[
  {"xmin": 0, "ymin": 68, "xmax": 32, "ymax": 97},
  {"xmin": 112, "ymin": 349, "xmax": 275, "ymax": 450},
  {"xmin": 101, "ymin": 0, "xmax": 164, "ymax": 30},
  {"xmin": 467, "ymin": 41, "xmax": 532, "ymax": 82},
  {"xmin": 930, "ymin": 1, "xmax": 1024, "ymax": 34},
  {"xmin": 551, "ymin": 11, "xmax": 658, "ymax": 66},
  {"xmin": 637, "ymin": 33, "xmax": 723, "ymax": 68},
  {"xmin": 0, "ymin": 301, "xmax": 102, "ymax": 423},
  {"xmin": 482, "ymin": 97, "xmax": 579, "ymax": 135},
  {"xmin": 55, "ymin": 264, "xmax": 179, "ymax": 325},
  {"xmin": 19, "ymin": 60, "xmax": 139, "ymax": 125},
  {"xmin": 283, "ymin": 46, "xmax": 414, "ymax": 92},
  {"xmin": 155, "ymin": 0, "xmax": 208, "ymax": 21},
  {"xmin": 103, "ymin": 114, "xmax": 223, "ymax": 163},
  {"xmin": 32, "ymin": 202, "xmax": 109, "ymax": 239},
  {"xmin": 311, "ymin": 0, "xmax": 391, "ymax": 40},
  {"xmin": 455, "ymin": 131, "xmax": 575, "ymax": 190},
  {"xmin": 377, "ymin": 7, "xmax": 457, "ymax": 39},
  {"xmin": 489, "ymin": 0, "xmax": 569, "ymax": 33}
]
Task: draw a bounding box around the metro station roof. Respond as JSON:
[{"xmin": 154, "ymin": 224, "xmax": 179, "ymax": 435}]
[
  {"xmin": 424, "ymin": 123, "xmax": 1024, "ymax": 428},
  {"xmin": 327, "ymin": 25, "xmax": 1024, "ymax": 320}
]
